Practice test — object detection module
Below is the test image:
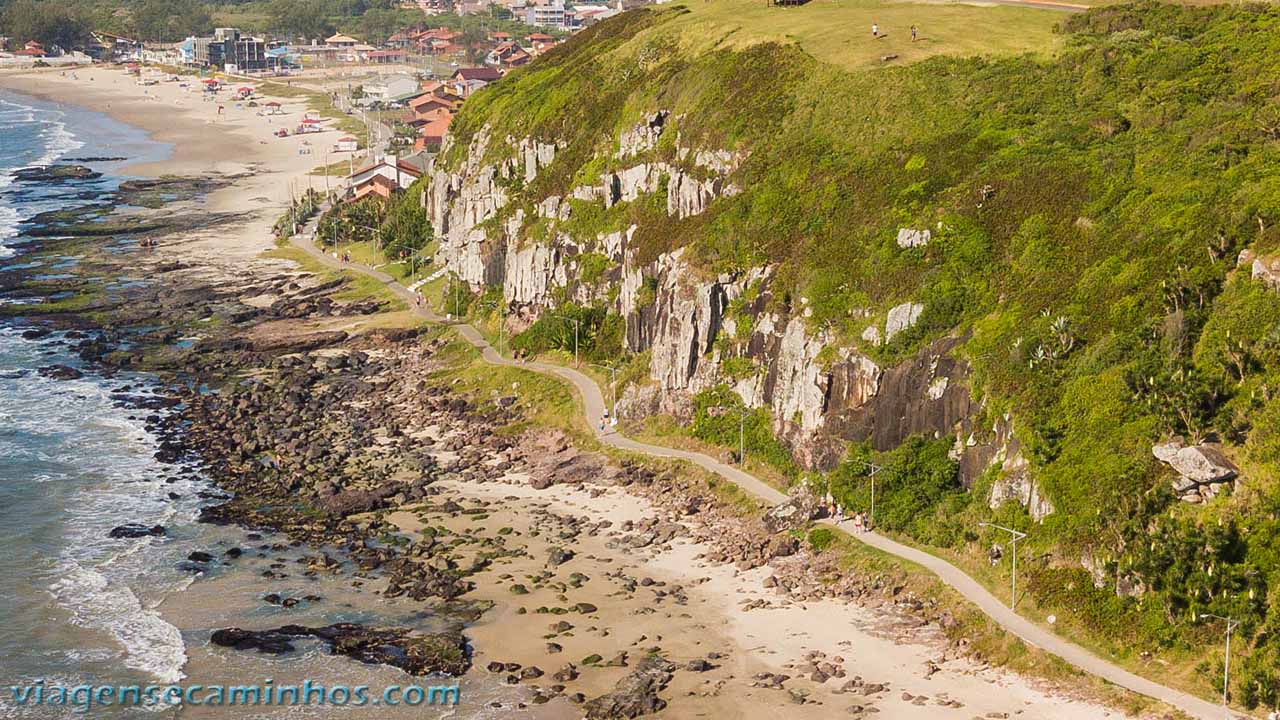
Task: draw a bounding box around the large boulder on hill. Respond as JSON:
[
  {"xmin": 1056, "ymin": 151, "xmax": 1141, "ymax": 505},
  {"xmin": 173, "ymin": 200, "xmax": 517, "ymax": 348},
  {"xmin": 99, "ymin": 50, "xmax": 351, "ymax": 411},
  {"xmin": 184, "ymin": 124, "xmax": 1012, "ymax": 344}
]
[
  {"xmin": 896, "ymin": 227, "xmax": 930, "ymax": 248},
  {"xmin": 884, "ymin": 302, "xmax": 924, "ymax": 342},
  {"xmin": 1152, "ymin": 437, "xmax": 1238, "ymax": 502}
]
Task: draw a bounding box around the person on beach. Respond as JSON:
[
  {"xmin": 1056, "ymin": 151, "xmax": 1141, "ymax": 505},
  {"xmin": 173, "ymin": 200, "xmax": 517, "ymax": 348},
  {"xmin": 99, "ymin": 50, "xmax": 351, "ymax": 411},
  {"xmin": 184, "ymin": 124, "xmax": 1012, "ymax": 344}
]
[
  {"xmin": 872, "ymin": 23, "xmax": 879, "ymax": 38},
  {"xmin": 911, "ymin": 25, "xmax": 918, "ymax": 42}
]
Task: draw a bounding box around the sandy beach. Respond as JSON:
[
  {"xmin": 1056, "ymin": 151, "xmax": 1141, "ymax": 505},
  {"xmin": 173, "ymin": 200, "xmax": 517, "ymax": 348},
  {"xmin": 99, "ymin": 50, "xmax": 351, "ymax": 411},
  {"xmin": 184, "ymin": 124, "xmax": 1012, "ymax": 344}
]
[
  {"xmin": 0, "ymin": 66, "xmax": 340, "ymax": 273},
  {"xmin": 0, "ymin": 65, "xmax": 1140, "ymax": 720}
]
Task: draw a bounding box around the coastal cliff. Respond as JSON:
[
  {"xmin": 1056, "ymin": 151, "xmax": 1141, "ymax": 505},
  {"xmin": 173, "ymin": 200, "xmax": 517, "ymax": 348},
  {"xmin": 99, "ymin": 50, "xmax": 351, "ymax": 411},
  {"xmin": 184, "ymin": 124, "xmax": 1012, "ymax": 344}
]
[{"xmin": 416, "ymin": 5, "xmax": 1280, "ymax": 701}]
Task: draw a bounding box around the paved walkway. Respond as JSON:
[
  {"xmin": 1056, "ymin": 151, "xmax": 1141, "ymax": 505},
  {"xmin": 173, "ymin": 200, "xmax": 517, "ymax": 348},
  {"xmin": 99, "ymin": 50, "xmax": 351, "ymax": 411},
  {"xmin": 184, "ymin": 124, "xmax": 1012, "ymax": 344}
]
[{"xmin": 288, "ymin": 230, "xmax": 1234, "ymax": 720}]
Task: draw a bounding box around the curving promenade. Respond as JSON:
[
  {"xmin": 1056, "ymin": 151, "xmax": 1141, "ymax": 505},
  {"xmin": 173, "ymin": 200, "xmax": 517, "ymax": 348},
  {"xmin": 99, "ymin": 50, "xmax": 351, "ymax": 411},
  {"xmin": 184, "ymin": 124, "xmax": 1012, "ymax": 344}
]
[{"xmin": 288, "ymin": 230, "xmax": 1234, "ymax": 720}]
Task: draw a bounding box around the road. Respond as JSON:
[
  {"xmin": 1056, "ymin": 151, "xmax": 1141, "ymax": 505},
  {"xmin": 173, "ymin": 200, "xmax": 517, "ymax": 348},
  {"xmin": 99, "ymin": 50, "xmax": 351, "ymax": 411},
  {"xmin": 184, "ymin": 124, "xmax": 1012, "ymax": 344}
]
[{"xmin": 288, "ymin": 230, "xmax": 1235, "ymax": 720}]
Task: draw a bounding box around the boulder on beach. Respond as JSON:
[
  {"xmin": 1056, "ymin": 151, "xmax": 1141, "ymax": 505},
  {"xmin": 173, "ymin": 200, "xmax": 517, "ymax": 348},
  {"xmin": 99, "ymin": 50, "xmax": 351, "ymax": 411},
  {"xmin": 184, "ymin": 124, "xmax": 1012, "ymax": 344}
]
[
  {"xmin": 108, "ymin": 523, "xmax": 166, "ymax": 539},
  {"xmin": 37, "ymin": 364, "xmax": 83, "ymax": 381},
  {"xmin": 210, "ymin": 623, "xmax": 471, "ymax": 676},
  {"xmin": 583, "ymin": 655, "xmax": 676, "ymax": 719}
]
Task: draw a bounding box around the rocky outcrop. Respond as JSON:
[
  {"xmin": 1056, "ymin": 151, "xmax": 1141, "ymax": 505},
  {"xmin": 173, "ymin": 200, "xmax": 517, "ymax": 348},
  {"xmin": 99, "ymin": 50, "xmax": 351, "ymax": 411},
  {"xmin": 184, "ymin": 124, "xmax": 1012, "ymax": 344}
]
[
  {"xmin": 425, "ymin": 123, "xmax": 1026, "ymax": 499},
  {"xmin": 1153, "ymin": 437, "xmax": 1239, "ymax": 502},
  {"xmin": 884, "ymin": 302, "xmax": 924, "ymax": 342},
  {"xmin": 896, "ymin": 227, "xmax": 930, "ymax": 248},
  {"xmin": 210, "ymin": 624, "xmax": 471, "ymax": 676},
  {"xmin": 616, "ymin": 110, "xmax": 669, "ymax": 159},
  {"xmin": 583, "ymin": 654, "xmax": 675, "ymax": 719}
]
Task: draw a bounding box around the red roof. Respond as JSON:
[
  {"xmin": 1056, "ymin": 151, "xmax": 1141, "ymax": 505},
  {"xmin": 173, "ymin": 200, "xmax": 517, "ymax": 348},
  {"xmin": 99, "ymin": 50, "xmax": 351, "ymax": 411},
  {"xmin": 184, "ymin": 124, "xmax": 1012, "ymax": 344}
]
[
  {"xmin": 338, "ymin": 136, "xmax": 357, "ymax": 142},
  {"xmin": 452, "ymin": 67, "xmax": 503, "ymax": 82},
  {"xmin": 367, "ymin": 49, "xmax": 404, "ymax": 58}
]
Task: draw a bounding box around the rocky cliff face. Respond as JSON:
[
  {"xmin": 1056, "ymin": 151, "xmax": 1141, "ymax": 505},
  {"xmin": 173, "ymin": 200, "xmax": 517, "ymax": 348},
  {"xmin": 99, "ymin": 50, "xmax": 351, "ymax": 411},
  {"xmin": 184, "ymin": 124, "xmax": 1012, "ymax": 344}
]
[{"xmin": 423, "ymin": 115, "xmax": 1052, "ymax": 519}]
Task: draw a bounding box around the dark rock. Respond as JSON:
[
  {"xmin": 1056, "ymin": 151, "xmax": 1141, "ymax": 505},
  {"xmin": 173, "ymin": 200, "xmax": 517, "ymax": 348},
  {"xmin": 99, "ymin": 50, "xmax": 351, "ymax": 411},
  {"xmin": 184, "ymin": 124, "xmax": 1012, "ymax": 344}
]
[
  {"xmin": 583, "ymin": 655, "xmax": 676, "ymax": 719},
  {"xmin": 108, "ymin": 524, "xmax": 166, "ymax": 539},
  {"xmin": 37, "ymin": 364, "xmax": 83, "ymax": 380},
  {"xmin": 548, "ymin": 547, "xmax": 575, "ymax": 566},
  {"xmin": 210, "ymin": 624, "xmax": 470, "ymax": 676}
]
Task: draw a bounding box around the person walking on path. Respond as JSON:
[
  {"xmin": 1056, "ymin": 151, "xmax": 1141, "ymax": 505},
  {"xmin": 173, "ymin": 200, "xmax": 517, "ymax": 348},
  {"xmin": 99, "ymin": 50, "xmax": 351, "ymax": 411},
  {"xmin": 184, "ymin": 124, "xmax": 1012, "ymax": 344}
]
[
  {"xmin": 872, "ymin": 23, "xmax": 879, "ymax": 38},
  {"xmin": 911, "ymin": 25, "xmax": 918, "ymax": 42}
]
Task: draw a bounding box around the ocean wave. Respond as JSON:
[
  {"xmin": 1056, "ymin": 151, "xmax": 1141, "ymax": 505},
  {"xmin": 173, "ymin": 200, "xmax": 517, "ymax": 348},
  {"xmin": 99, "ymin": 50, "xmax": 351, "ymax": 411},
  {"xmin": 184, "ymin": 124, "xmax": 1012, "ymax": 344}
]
[
  {"xmin": 0, "ymin": 93, "xmax": 85, "ymax": 258},
  {"xmin": 47, "ymin": 559, "xmax": 188, "ymax": 684},
  {"xmin": 0, "ymin": 331, "xmax": 198, "ymax": 686}
]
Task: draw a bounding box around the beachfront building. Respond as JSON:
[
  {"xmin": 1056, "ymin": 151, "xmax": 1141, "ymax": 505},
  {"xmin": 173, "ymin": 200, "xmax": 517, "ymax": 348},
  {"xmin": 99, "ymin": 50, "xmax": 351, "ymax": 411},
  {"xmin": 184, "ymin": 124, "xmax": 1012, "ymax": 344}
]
[
  {"xmin": 325, "ymin": 34, "xmax": 360, "ymax": 48},
  {"xmin": 449, "ymin": 67, "xmax": 504, "ymax": 97},
  {"xmin": 361, "ymin": 75, "xmax": 421, "ymax": 105},
  {"xmin": 190, "ymin": 28, "xmax": 267, "ymax": 72},
  {"xmin": 524, "ymin": 0, "xmax": 568, "ymax": 30},
  {"xmin": 346, "ymin": 152, "xmax": 431, "ymax": 200}
]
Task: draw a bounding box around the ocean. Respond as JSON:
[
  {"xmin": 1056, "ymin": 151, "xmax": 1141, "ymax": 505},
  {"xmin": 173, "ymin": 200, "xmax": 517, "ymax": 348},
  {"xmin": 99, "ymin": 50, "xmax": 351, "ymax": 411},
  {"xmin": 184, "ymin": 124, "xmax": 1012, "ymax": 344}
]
[
  {"xmin": 0, "ymin": 88, "xmax": 199, "ymax": 711},
  {"xmin": 0, "ymin": 88, "xmax": 540, "ymax": 719}
]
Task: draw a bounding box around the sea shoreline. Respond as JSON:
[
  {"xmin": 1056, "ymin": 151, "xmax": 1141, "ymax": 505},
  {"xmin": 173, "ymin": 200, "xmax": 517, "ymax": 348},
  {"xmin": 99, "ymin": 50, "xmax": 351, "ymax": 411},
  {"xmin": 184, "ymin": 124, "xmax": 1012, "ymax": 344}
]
[{"xmin": 0, "ymin": 68, "xmax": 1143, "ymax": 720}]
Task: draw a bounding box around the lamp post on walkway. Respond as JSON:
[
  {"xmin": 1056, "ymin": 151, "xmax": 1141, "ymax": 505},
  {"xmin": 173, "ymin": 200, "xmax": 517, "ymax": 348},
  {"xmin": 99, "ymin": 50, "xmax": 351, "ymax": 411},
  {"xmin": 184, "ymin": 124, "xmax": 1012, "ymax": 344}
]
[
  {"xmin": 552, "ymin": 314, "xmax": 581, "ymax": 366},
  {"xmin": 979, "ymin": 522, "xmax": 1027, "ymax": 610},
  {"xmin": 844, "ymin": 459, "xmax": 882, "ymax": 527},
  {"xmin": 1197, "ymin": 613, "xmax": 1240, "ymax": 719}
]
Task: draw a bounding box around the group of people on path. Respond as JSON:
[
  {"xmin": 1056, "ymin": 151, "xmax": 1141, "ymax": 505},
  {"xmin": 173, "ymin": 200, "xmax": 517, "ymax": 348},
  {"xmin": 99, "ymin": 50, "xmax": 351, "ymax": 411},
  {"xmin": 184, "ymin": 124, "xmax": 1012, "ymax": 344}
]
[{"xmin": 827, "ymin": 500, "xmax": 872, "ymax": 533}]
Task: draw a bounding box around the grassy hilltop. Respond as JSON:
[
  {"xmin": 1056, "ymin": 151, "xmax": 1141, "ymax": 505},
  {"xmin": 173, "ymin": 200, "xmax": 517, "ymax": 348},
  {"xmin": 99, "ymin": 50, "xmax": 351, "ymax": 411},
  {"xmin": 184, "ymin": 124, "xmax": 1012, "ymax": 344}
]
[{"xmin": 442, "ymin": 0, "xmax": 1280, "ymax": 707}]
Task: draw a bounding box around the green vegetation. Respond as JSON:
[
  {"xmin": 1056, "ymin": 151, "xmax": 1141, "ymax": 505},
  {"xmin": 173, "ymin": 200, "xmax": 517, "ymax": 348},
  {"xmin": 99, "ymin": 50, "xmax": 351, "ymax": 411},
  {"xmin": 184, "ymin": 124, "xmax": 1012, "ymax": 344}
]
[
  {"xmin": 317, "ymin": 182, "xmax": 433, "ymax": 268},
  {"xmin": 690, "ymin": 385, "xmax": 796, "ymax": 477},
  {"xmin": 441, "ymin": 1, "xmax": 1280, "ymax": 707},
  {"xmin": 509, "ymin": 301, "xmax": 623, "ymax": 363}
]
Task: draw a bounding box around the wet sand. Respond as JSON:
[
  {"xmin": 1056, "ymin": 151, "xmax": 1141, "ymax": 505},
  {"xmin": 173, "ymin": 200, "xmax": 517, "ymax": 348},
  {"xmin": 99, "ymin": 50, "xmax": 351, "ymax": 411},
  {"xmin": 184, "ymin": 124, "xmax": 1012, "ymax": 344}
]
[{"xmin": 0, "ymin": 65, "xmax": 1135, "ymax": 720}]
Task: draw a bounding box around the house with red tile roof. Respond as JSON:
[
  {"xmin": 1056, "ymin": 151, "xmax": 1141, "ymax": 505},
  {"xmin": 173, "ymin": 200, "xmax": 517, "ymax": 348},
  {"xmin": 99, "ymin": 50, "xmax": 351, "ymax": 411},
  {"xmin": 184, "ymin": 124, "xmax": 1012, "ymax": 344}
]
[{"xmin": 485, "ymin": 40, "xmax": 531, "ymax": 69}]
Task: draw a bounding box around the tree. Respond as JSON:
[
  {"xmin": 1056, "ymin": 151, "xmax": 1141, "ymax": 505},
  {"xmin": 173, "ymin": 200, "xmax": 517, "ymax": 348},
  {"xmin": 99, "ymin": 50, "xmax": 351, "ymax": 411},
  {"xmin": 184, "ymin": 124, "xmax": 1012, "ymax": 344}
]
[
  {"xmin": 131, "ymin": 0, "xmax": 211, "ymax": 42},
  {"xmin": 268, "ymin": 0, "xmax": 333, "ymax": 42},
  {"xmin": 458, "ymin": 16, "xmax": 488, "ymax": 64},
  {"xmin": 0, "ymin": 0, "xmax": 90, "ymax": 50}
]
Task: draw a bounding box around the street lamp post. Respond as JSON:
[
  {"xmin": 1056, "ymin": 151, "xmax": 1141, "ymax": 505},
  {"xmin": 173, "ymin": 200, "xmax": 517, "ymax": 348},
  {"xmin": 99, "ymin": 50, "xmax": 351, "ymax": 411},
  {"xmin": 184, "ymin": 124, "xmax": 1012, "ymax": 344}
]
[
  {"xmin": 1197, "ymin": 613, "xmax": 1240, "ymax": 719},
  {"xmin": 552, "ymin": 315, "xmax": 581, "ymax": 366},
  {"xmin": 845, "ymin": 459, "xmax": 882, "ymax": 527},
  {"xmin": 979, "ymin": 522, "xmax": 1027, "ymax": 610},
  {"xmin": 738, "ymin": 407, "xmax": 746, "ymax": 465}
]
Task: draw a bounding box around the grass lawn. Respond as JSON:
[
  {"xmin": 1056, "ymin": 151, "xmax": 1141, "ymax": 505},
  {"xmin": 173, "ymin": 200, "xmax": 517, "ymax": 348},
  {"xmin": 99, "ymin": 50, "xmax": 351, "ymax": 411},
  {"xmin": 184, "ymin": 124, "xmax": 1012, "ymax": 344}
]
[
  {"xmin": 309, "ymin": 160, "xmax": 354, "ymax": 176},
  {"xmin": 262, "ymin": 243, "xmax": 408, "ymax": 313},
  {"xmin": 652, "ymin": 0, "xmax": 1068, "ymax": 71},
  {"xmin": 877, "ymin": 527, "xmax": 1221, "ymax": 706}
]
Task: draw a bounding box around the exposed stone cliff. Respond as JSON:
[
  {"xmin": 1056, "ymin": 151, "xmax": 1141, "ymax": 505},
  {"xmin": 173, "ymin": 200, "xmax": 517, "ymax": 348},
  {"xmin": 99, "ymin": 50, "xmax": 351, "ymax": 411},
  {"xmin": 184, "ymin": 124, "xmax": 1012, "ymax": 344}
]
[{"xmin": 423, "ymin": 115, "xmax": 1051, "ymax": 518}]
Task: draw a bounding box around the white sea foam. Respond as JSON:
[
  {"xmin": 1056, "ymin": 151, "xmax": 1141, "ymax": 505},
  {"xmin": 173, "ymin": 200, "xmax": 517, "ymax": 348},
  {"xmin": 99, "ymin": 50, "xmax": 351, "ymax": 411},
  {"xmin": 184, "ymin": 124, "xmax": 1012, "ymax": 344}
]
[
  {"xmin": 48, "ymin": 560, "xmax": 188, "ymax": 683},
  {"xmin": 0, "ymin": 94, "xmax": 85, "ymax": 257},
  {"xmin": 0, "ymin": 330, "xmax": 198, "ymax": 686}
]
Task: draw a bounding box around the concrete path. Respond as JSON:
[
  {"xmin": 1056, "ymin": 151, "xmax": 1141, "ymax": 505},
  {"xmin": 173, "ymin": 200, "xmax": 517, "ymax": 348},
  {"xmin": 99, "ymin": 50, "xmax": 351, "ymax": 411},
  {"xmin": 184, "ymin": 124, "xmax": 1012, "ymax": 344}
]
[{"xmin": 288, "ymin": 231, "xmax": 1234, "ymax": 720}]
